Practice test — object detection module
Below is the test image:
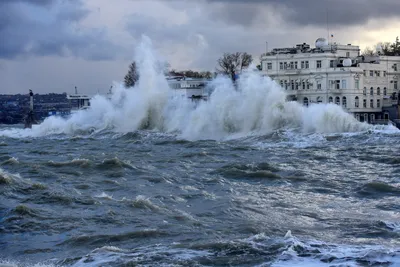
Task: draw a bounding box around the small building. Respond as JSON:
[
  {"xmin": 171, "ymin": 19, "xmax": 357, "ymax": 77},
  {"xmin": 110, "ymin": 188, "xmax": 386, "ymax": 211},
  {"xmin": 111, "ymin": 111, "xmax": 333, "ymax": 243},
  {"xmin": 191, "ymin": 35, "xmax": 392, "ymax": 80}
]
[
  {"xmin": 66, "ymin": 94, "xmax": 91, "ymax": 113},
  {"xmin": 167, "ymin": 77, "xmax": 210, "ymax": 100},
  {"xmin": 260, "ymin": 38, "xmax": 400, "ymax": 123}
]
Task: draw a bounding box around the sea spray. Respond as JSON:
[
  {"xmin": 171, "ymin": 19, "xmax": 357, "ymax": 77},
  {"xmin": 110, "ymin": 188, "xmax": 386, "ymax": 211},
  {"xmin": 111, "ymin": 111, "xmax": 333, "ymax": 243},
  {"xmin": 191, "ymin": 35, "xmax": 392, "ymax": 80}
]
[{"xmin": 0, "ymin": 35, "xmax": 396, "ymax": 140}]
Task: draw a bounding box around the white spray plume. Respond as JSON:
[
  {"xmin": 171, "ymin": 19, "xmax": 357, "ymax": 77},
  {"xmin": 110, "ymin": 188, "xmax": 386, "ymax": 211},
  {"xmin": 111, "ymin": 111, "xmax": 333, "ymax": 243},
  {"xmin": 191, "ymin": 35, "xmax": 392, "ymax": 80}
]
[{"xmin": 0, "ymin": 35, "xmax": 397, "ymax": 140}]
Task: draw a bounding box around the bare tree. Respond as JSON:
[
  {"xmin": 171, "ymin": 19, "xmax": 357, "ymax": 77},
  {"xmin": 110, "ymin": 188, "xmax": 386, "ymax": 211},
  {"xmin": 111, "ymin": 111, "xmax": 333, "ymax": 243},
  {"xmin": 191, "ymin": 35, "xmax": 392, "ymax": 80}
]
[
  {"xmin": 168, "ymin": 70, "xmax": 213, "ymax": 79},
  {"xmin": 216, "ymin": 52, "xmax": 253, "ymax": 82},
  {"xmin": 124, "ymin": 62, "xmax": 139, "ymax": 88},
  {"xmin": 361, "ymin": 47, "xmax": 376, "ymax": 56}
]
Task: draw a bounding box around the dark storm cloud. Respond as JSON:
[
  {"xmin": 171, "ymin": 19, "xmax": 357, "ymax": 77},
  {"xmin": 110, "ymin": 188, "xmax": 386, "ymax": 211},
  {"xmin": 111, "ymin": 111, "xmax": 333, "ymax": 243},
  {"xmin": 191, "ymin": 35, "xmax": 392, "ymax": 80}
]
[
  {"xmin": 0, "ymin": 0, "xmax": 53, "ymax": 5},
  {"xmin": 205, "ymin": 0, "xmax": 400, "ymax": 27},
  {"xmin": 0, "ymin": 0, "xmax": 119, "ymax": 60}
]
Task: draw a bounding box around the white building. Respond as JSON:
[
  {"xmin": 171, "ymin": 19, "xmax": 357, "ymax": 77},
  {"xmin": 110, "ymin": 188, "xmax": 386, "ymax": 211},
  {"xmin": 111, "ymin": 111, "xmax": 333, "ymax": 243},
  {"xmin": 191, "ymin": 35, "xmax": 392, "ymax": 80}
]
[
  {"xmin": 167, "ymin": 77, "xmax": 210, "ymax": 99},
  {"xmin": 260, "ymin": 38, "xmax": 400, "ymax": 123}
]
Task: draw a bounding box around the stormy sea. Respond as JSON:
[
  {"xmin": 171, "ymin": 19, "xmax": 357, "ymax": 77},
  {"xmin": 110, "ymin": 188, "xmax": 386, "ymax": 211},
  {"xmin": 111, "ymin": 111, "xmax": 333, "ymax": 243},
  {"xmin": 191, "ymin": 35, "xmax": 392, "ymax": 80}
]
[{"xmin": 1, "ymin": 37, "xmax": 400, "ymax": 266}]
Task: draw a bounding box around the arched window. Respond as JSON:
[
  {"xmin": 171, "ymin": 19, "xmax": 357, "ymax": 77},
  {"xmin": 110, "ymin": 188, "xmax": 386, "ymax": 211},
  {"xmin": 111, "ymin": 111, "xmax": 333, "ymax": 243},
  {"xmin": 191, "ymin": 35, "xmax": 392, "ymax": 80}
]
[
  {"xmin": 363, "ymin": 99, "xmax": 367, "ymax": 108},
  {"xmin": 335, "ymin": 96, "xmax": 340, "ymax": 105},
  {"xmin": 355, "ymin": 96, "xmax": 359, "ymax": 108},
  {"xmin": 370, "ymin": 87, "xmax": 374, "ymax": 95},
  {"xmin": 384, "ymin": 87, "xmax": 387, "ymax": 96},
  {"xmin": 377, "ymin": 87, "xmax": 381, "ymax": 95},
  {"xmin": 370, "ymin": 99, "xmax": 374, "ymax": 108},
  {"xmin": 328, "ymin": 96, "xmax": 333, "ymax": 103},
  {"xmin": 363, "ymin": 87, "xmax": 367, "ymax": 95},
  {"xmin": 342, "ymin": 96, "xmax": 347, "ymax": 107},
  {"xmin": 303, "ymin": 97, "xmax": 309, "ymax": 106},
  {"xmin": 317, "ymin": 96, "xmax": 323, "ymax": 103},
  {"xmin": 377, "ymin": 99, "xmax": 381, "ymax": 108}
]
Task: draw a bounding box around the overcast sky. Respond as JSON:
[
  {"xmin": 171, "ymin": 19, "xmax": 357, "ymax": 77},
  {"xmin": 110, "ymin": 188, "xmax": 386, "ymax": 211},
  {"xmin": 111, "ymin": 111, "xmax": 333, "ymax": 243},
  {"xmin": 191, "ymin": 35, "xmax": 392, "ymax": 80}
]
[{"xmin": 1, "ymin": 0, "xmax": 399, "ymax": 95}]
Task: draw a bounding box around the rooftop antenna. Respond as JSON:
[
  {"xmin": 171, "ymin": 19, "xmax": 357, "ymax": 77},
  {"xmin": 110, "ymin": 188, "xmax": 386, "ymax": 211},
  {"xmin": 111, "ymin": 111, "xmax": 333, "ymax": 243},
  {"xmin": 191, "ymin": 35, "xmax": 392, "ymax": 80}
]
[
  {"xmin": 75, "ymin": 86, "xmax": 78, "ymax": 95},
  {"xmin": 326, "ymin": 7, "xmax": 330, "ymax": 44}
]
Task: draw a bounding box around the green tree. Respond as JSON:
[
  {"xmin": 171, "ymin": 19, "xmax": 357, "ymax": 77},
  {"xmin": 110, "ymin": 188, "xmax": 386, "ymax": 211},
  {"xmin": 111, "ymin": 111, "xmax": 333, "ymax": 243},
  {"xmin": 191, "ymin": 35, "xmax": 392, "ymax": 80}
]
[
  {"xmin": 377, "ymin": 42, "xmax": 392, "ymax": 55},
  {"xmin": 390, "ymin": 36, "xmax": 400, "ymax": 55},
  {"xmin": 373, "ymin": 37, "xmax": 400, "ymax": 56},
  {"xmin": 124, "ymin": 62, "xmax": 139, "ymax": 88}
]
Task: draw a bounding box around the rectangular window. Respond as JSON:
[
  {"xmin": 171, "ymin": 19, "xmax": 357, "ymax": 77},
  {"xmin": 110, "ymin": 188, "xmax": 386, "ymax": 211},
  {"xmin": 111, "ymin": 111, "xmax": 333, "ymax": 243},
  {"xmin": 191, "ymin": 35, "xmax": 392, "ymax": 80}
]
[
  {"xmin": 363, "ymin": 70, "xmax": 367, "ymax": 76},
  {"xmin": 267, "ymin": 63, "xmax": 272, "ymax": 70},
  {"xmin": 384, "ymin": 71, "xmax": 387, "ymax": 77},
  {"xmin": 370, "ymin": 99, "xmax": 374, "ymax": 108},
  {"xmin": 302, "ymin": 82, "xmax": 306, "ymax": 90},
  {"xmin": 316, "ymin": 60, "xmax": 322, "ymax": 68},
  {"xmin": 330, "ymin": 60, "xmax": 334, "ymax": 68},
  {"xmin": 317, "ymin": 83, "xmax": 322, "ymax": 90},
  {"xmin": 370, "ymin": 70, "xmax": 374, "ymax": 77},
  {"xmin": 394, "ymin": 64, "xmax": 398, "ymax": 71},
  {"xmin": 284, "ymin": 62, "xmax": 287, "ymax": 69},
  {"xmin": 331, "ymin": 80, "xmax": 337, "ymax": 89},
  {"xmin": 280, "ymin": 62, "xmax": 283, "ymax": 70},
  {"xmin": 301, "ymin": 61, "xmax": 305, "ymax": 69},
  {"xmin": 336, "ymin": 80, "xmax": 340, "ymax": 89},
  {"xmin": 291, "ymin": 80, "xmax": 295, "ymax": 90},
  {"xmin": 290, "ymin": 62, "xmax": 294, "ymax": 69},
  {"xmin": 346, "ymin": 52, "xmax": 350, "ymax": 57},
  {"xmin": 307, "ymin": 82, "xmax": 310, "ymax": 90},
  {"xmin": 363, "ymin": 99, "xmax": 367, "ymax": 108},
  {"xmin": 376, "ymin": 71, "xmax": 380, "ymax": 77},
  {"xmin": 341, "ymin": 80, "xmax": 347, "ymax": 89},
  {"xmin": 305, "ymin": 61, "xmax": 309, "ymax": 69},
  {"xmin": 355, "ymin": 80, "xmax": 359, "ymax": 89},
  {"xmin": 377, "ymin": 99, "xmax": 381, "ymax": 108},
  {"xmin": 394, "ymin": 81, "xmax": 398, "ymax": 90},
  {"xmin": 294, "ymin": 62, "xmax": 298, "ymax": 69}
]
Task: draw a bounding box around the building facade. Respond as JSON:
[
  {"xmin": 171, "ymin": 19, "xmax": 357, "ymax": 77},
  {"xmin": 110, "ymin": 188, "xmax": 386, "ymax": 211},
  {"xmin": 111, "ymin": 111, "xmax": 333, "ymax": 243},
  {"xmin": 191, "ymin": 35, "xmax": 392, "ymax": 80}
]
[
  {"xmin": 167, "ymin": 77, "xmax": 210, "ymax": 99},
  {"xmin": 260, "ymin": 38, "xmax": 400, "ymax": 122}
]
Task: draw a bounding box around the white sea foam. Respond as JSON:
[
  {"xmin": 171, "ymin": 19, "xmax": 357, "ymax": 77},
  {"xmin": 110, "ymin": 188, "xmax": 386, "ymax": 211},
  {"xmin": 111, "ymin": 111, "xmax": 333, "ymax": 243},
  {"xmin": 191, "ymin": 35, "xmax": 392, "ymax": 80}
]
[
  {"xmin": 70, "ymin": 245, "xmax": 211, "ymax": 267},
  {"xmin": 94, "ymin": 192, "xmax": 114, "ymax": 200},
  {"xmin": 271, "ymin": 231, "xmax": 400, "ymax": 267},
  {"xmin": 0, "ymin": 35, "xmax": 397, "ymax": 140},
  {"xmin": 0, "ymin": 260, "xmax": 56, "ymax": 267}
]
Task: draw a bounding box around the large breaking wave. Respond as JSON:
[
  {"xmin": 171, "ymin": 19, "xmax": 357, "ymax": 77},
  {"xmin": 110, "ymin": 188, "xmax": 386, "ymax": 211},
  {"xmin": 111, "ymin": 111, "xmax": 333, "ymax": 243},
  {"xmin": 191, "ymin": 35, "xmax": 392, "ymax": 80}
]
[{"xmin": 0, "ymin": 36, "xmax": 397, "ymax": 140}]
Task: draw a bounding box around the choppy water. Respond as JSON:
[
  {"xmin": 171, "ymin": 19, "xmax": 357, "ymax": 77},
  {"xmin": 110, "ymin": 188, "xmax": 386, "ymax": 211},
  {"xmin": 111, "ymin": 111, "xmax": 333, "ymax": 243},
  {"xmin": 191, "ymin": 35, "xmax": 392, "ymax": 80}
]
[
  {"xmin": 1, "ymin": 126, "xmax": 400, "ymax": 266},
  {"xmin": 1, "ymin": 36, "xmax": 400, "ymax": 266}
]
